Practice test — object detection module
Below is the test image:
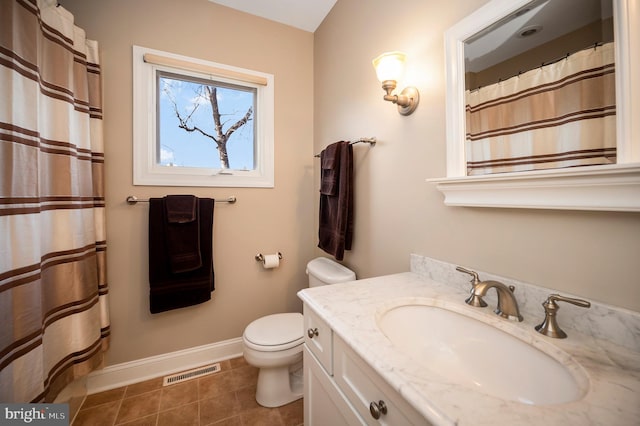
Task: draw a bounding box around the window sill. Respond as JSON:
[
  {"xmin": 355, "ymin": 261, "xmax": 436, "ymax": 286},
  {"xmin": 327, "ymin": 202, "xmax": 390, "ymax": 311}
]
[
  {"xmin": 133, "ymin": 166, "xmax": 274, "ymax": 188},
  {"xmin": 427, "ymin": 164, "xmax": 640, "ymax": 212}
]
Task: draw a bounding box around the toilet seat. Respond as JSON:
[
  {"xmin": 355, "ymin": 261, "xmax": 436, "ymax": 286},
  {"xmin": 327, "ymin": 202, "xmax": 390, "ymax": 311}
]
[{"xmin": 243, "ymin": 313, "xmax": 303, "ymax": 352}]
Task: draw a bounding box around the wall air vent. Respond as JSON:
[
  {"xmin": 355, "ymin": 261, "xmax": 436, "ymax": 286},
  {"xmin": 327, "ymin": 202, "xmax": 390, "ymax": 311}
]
[{"xmin": 162, "ymin": 363, "xmax": 221, "ymax": 386}]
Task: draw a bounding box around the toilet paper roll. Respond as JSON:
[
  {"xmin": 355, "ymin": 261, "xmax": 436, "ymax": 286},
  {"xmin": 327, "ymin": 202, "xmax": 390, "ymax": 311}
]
[{"xmin": 262, "ymin": 254, "xmax": 280, "ymax": 269}]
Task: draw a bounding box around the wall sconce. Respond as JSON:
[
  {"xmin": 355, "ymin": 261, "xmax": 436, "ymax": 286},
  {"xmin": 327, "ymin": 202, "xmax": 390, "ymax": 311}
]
[{"xmin": 372, "ymin": 51, "xmax": 419, "ymax": 116}]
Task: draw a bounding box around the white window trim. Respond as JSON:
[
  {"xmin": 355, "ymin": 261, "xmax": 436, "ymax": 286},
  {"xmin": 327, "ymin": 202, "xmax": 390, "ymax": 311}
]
[
  {"xmin": 428, "ymin": 0, "xmax": 640, "ymax": 212},
  {"xmin": 132, "ymin": 45, "xmax": 275, "ymax": 188}
]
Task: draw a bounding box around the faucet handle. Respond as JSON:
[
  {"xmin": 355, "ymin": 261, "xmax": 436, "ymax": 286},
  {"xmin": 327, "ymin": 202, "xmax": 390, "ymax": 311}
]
[
  {"xmin": 546, "ymin": 294, "xmax": 591, "ymax": 309},
  {"xmin": 456, "ymin": 266, "xmax": 488, "ymax": 307},
  {"xmin": 535, "ymin": 294, "xmax": 591, "ymax": 338},
  {"xmin": 456, "ymin": 266, "xmax": 479, "ymax": 284}
]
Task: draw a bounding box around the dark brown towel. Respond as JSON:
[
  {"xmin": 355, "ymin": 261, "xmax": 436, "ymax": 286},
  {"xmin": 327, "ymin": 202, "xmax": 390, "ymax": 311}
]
[
  {"xmin": 320, "ymin": 143, "xmax": 340, "ymax": 195},
  {"xmin": 165, "ymin": 194, "xmax": 197, "ymax": 223},
  {"xmin": 318, "ymin": 141, "xmax": 353, "ymax": 260},
  {"xmin": 164, "ymin": 195, "xmax": 201, "ymax": 273},
  {"xmin": 149, "ymin": 197, "xmax": 215, "ymax": 314}
]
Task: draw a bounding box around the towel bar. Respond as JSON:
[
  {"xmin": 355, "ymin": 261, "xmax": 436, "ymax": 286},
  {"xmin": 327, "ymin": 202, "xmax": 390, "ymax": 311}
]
[
  {"xmin": 314, "ymin": 137, "xmax": 376, "ymax": 157},
  {"xmin": 126, "ymin": 195, "xmax": 237, "ymax": 205}
]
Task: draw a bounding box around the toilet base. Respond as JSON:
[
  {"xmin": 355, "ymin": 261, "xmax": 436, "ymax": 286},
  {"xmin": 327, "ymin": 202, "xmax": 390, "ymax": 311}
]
[{"xmin": 255, "ymin": 362, "xmax": 303, "ymax": 408}]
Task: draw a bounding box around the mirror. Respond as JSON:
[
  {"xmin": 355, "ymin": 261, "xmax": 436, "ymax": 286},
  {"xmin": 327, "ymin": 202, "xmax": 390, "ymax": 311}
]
[
  {"xmin": 463, "ymin": 0, "xmax": 615, "ymax": 176},
  {"xmin": 429, "ymin": 0, "xmax": 640, "ymax": 212}
]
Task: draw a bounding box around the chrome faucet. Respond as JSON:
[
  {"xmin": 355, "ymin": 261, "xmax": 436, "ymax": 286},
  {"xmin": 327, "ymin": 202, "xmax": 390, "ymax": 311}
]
[{"xmin": 473, "ymin": 280, "xmax": 523, "ymax": 322}]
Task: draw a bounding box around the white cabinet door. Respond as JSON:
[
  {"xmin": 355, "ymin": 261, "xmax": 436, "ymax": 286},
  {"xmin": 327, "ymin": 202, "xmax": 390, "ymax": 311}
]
[
  {"xmin": 304, "ymin": 346, "xmax": 364, "ymax": 426},
  {"xmin": 333, "ymin": 336, "xmax": 431, "ymax": 426},
  {"xmin": 304, "ymin": 305, "xmax": 334, "ymax": 374}
]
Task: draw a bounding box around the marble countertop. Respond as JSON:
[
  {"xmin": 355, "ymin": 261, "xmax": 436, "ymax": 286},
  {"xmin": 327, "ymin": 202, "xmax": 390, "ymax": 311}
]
[{"xmin": 298, "ymin": 271, "xmax": 640, "ymax": 426}]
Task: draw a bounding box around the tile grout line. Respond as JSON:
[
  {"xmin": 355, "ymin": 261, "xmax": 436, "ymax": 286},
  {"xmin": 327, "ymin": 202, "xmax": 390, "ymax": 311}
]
[
  {"xmin": 154, "ymin": 381, "xmax": 160, "ymax": 426},
  {"xmin": 70, "ymin": 393, "xmax": 88, "ymax": 425},
  {"xmin": 112, "ymin": 393, "xmax": 125, "ymax": 426},
  {"xmin": 197, "ymin": 375, "xmax": 201, "ymax": 426}
]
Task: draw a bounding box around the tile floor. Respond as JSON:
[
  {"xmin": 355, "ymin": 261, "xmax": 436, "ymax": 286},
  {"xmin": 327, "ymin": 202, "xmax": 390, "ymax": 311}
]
[{"xmin": 72, "ymin": 357, "xmax": 303, "ymax": 426}]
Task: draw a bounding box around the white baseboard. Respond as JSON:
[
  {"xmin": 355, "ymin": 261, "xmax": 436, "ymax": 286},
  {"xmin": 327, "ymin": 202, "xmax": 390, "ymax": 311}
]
[{"xmin": 86, "ymin": 337, "xmax": 243, "ymax": 394}]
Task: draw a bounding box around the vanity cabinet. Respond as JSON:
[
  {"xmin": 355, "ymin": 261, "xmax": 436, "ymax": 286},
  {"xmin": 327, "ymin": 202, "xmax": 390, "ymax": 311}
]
[
  {"xmin": 333, "ymin": 336, "xmax": 429, "ymax": 425},
  {"xmin": 303, "ymin": 305, "xmax": 333, "ymax": 374},
  {"xmin": 303, "ymin": 304, "xmax": 430, "ymax": 426},
  {"xmin": 303, "ymin": 346, "xmax": 363, "ymax": 425}
]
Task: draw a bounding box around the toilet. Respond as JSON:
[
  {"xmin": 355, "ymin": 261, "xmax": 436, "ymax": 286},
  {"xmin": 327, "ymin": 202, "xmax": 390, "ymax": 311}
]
[{"xmin": 242, "ymin": 257, "xmax": 356, "ymax": 407}]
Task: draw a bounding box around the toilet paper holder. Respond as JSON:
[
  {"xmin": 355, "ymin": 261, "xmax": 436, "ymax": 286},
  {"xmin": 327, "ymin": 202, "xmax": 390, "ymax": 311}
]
[{"xmin": 255, "ymin": 252, "xmax": 283, "ymax": 262}]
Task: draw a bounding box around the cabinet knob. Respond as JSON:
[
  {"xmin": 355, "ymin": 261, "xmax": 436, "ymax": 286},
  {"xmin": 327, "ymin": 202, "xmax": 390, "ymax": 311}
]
[
  {"xmin": 369, "ymin": 400, "xmax": 387, "ymax": 419},
  {"xmin": 307, "ymin": 328, "xmax": 319, "ymax": 338}
]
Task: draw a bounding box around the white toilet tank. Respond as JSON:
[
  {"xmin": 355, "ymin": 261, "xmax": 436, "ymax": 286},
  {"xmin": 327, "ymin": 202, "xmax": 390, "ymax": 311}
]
[{"xmin": 306, "ymin": 257, "xmax": 356, "ymax": 288}]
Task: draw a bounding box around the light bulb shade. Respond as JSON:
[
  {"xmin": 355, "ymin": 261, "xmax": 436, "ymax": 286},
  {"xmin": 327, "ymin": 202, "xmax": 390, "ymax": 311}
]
[{"xmin": 372, "ymin": 51, "xmax": 406, "ymax": 83}]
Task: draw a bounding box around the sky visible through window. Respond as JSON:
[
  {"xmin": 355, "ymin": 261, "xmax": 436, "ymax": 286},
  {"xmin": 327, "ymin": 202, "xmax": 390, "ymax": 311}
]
[{"xmin": 158, "ymin": 73, "xmax": 256, "ymax": 170}]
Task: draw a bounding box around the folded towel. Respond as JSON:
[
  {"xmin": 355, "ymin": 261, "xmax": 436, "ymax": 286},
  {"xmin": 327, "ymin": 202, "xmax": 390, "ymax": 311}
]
[
  {"xmin": 163, "ymin": 195, "xmax": 202, "ymax": 273},
  {"xmin": 149, "ymin": 197, "xmax": 215, "ymax": 314},
  {"xmin": 320, "ymin": 142, "xmax": 341, "ymax": 196},
  {"xmin": 165, "ymin": 195, "xmax": 197, "ymax": 223},
  {"xmin": 318, "ymin": 141, "xmax": 353, "ymax": 260}
]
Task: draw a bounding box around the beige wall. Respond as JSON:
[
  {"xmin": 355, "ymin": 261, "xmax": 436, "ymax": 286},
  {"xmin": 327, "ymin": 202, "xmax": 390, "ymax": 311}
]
[
  {"xmin": 65, "ymin": 0, "xmax": 315, "ymax": 365},
  {"xmin": 314, "ymin": 0, "xmax": 640, "ymax": 311}
]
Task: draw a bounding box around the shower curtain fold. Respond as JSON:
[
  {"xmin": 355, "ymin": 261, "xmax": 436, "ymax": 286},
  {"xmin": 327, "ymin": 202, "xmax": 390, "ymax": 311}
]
[{"xmin": 0, "ymin": 0, "xmax": 110, "ymax": 402}]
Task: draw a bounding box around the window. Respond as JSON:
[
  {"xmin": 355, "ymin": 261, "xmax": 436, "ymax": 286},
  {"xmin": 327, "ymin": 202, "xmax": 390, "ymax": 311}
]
[{"xmin": 133, "ymin": 46, "xmax": 274, "ymax": 187}]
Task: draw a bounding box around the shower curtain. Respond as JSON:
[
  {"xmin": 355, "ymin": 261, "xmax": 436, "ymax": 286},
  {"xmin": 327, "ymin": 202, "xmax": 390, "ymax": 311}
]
[
  {"xmin": 0, "ymin": 0, "xmax": 110, "ymax": 402},
  {"xmin": 465, "ymin": 42, "xmax": 616, "ymax": 176}
]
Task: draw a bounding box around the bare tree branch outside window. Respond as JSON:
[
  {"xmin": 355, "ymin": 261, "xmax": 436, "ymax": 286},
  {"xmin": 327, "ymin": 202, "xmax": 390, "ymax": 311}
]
[{"xmin": 159, "ymin": 73, "xmax": 255, "ymax": 169}]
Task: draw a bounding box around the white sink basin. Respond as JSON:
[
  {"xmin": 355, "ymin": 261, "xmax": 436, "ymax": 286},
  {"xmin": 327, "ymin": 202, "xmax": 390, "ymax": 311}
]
[{"xmin": 377, "ymin": 301, "xmax": 588, "ymax": 405}]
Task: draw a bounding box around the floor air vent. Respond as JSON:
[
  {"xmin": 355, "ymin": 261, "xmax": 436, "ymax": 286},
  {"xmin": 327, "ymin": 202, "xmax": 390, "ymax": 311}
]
[{"xmin": 162, "ymin": 363, "xmax": 221, "ymax": 386}]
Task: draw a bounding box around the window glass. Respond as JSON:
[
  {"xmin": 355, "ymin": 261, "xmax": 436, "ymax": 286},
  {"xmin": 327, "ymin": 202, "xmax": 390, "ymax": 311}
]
[{"xmin": 157, "ymin": 72, "xmax": 256, "ymax": 170}]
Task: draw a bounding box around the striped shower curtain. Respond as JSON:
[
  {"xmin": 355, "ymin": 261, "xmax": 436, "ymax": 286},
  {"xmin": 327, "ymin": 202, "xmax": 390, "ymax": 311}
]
[
  {"xmin": 0, "ymin": 0, "xmax": 110, "ymax": 402},
  {"xmin": 465, "ymin": 42, "xmax": 616, "ymax": 176}
]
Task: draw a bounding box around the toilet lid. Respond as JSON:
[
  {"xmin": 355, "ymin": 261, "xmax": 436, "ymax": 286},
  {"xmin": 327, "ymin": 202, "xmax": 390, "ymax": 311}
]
[{"xmin": 243, "ymin": 313, "xmax": 304, "ymax": 351}]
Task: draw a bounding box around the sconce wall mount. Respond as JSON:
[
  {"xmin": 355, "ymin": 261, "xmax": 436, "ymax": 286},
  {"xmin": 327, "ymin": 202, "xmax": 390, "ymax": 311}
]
[{"xmin": 372, "ymin": 52, "xmax": 420, "ymax": 116}]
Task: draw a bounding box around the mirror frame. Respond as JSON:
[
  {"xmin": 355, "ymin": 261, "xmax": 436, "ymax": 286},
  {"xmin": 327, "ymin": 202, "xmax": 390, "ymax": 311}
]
[{"xmin": 430, "ymin": 0, "xmax": 640, "ymax": 212}]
